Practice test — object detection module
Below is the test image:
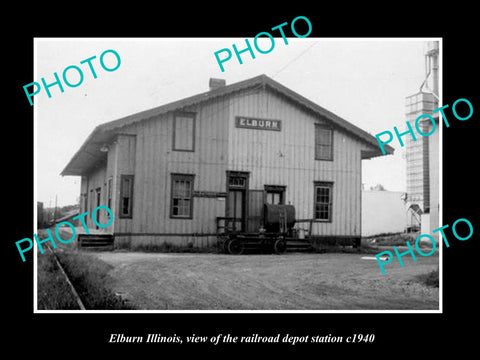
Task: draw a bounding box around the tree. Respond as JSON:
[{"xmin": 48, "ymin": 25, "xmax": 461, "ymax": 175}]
[{"xmin": 370, "ymin": 183, "xmax": 386, "ymax": 191}]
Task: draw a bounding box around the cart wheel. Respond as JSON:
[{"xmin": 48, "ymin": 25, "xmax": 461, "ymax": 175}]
[
  {"xmin": 273, "ymin": 239, "xmax": 287, "ymax": 254},
  {"xmin": 228, "ymin": 239, "xmax": 244, "ymax": 255},
  {"xmin": 260, "ymin": 240, "xmax": 271, "ymax": 254},
  {"xmin": 222, "ymin": 238, "xmax": 231, "ymax": 254}
]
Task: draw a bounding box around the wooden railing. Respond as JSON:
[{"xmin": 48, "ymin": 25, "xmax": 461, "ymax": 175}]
[
  {"xmin": 216, "ymin": 217, "xmax": 243, "ymax": 234},
  {"xmin": 294, "ymin": 219, "xmax": 315, "ymax": 236},
  {"xmin": 217, "ymin": 217, "xmax": 317, "ymax": 237}
]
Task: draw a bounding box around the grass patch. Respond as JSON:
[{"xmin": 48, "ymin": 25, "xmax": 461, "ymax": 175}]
[
  {"xmin": 310, "ymin": 239, "xmax": 381, "ymax": 254},
  {"xmin": 363, "ymin": 232, "xmax": 436, "ymax": 251},
  {"xmin": 55, "ymin": 250, "xmax": 135, "ymax": 310},
  {"xmin": 37, "ymin": 250, "xmax": 80, "ymax": 310},
  {"xmin": 415, "ymin": 268, "xmax": 439, "ymax": 288},
  {"xmin": 363, "ymin": 232, "xmax": 419, "ymax": 246},
  {"xmin": 306, "ymin": 232, "xmax": 440, "ymax": 255}
]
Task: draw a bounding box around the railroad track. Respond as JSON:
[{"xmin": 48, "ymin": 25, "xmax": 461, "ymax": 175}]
[{"xmin": 45, "ymin": 245, "xmax": 86, "ymax": 310}]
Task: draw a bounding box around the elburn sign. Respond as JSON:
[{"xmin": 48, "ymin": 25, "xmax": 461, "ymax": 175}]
[{"xmin": 235, "ymin": 116, "xmax": 282, "ymax": 131}]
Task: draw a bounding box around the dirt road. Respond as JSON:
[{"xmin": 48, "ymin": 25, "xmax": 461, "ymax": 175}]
[{"xmin": 94, "ymin": 250, "xmax": 439, "ymax": 310}]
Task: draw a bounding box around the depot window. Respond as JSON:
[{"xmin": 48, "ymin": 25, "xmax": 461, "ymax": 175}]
[
  {"xmin": 315, "ymin": 124, "xmax": 333, "ymax": 161},
  {"xmin": 107, "ymin": 178, "xmax": 113, "ymax": 209},
  {"xmin": 120, "ymin": 175, "xmax": 134, "ymax": 218},
  {"xmin": 170, "ymin": 174, "xmax": 195, "ymax": 219},
  {"xmin": 314, "ymin": 182, "xmax": 333, "ymax": 221},
  {"xmin": 265, "ymin": 185, "xmax": 286, "ymax": 205},
  {"xmin": 173, "ymin": 112, "xmax": 195, "ymax": 152}
]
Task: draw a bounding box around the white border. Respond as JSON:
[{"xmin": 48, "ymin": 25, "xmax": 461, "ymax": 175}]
[
  {"xmin": 33, "ymin": 38, "xmax": 39, "ymax": 311},
  {"xmin": 33, "ymin": 37, "xmax": 443, "ymax": 314}
]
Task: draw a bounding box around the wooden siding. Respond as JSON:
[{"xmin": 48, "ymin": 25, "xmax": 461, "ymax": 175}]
[
  {"xmin": 80, "ymin": 160, "xmax": 107, "ymax": 229},
  {"xmin": 114, "ymin": 96, "xmax": 230, "ymax": 236},
  {"xmin": 227, "ymin": 87, "xmax": 364, "ymax": 236},
  {"xmin": 82, "ymin": 85, "xmax": 375, "ymax": 240},
  {"xmin": 113, "ymin": 134, "xmax": 136, "ymax": 235}
]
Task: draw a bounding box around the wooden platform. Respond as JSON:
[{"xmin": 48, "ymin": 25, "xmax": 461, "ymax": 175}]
[
  {"xmin": 221, "ymin": 233, "xmax": 314, "ymax": 254},
  {"xmin": 286, "ymin": 239, "xmax": 314, "ymax": 252},
  {"xmin": 78, "ymin": 234, "xmax": 114, "ymax": 250}
]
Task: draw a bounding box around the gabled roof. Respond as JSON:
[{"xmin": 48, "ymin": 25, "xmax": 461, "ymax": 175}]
[{"xmin": 61, "ymin": 74, "xmax": 393, "ymax": 176}]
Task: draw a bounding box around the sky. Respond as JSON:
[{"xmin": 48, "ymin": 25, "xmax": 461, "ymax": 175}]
[{"xmin": 35, "ymin": 38, "xmax": 435, "ymax": 207}]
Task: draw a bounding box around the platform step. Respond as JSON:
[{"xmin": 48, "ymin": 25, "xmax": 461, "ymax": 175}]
[
  {"xmin": 286, "ymin": 240, "xmax": 313, "ymax": 252},
  {"xmin": 78, "ymin": 234, "xmax": 114, "ymax": 249}
]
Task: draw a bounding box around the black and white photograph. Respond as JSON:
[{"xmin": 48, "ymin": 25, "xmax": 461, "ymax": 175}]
[
  {"xmin": 34, "ymin": 37, "xmax": 441, "ymax": 312},
  {"xmin": 6, "ymin": 8, "xmax": 479, "ymax": 355}
]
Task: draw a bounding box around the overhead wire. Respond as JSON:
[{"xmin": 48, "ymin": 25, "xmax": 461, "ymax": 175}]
[{"xmin": 272, "ymin": 41, "xmax": 318, "ymax": 78}]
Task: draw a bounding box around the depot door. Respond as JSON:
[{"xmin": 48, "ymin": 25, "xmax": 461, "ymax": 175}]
[
  {"xmin": 227, "ymin": 189, "xmax": 245, "ymax": 231},
  {"xmin": 226, "ymin": 171, "xmax": 249, "ymax": 232},
  {"xmin": 95, "ymin": 187, "xmax": 101, "ymax": 229}
]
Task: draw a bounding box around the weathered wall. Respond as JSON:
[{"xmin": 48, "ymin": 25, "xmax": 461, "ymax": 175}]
[{"xmin": 362, "ymin": 190, "xmax": 407, "ymax": 236}]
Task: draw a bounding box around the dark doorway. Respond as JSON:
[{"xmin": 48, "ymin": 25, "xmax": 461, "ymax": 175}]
[
  {"xmin": 95, "ymin": 187, "xmax": 101, "ymax": 229},
  {"xmin": 226, "ymin": 171, "xmax": 249, "ymax": 232}
]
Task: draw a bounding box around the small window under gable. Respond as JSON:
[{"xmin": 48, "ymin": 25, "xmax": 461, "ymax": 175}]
[
  {"xmin": 173, "ymin": 112, "xmax": 195, "ymax": 152},
  {"xmin": 315, "ymin": 124, "xmax": 333, "ymax": 161}
]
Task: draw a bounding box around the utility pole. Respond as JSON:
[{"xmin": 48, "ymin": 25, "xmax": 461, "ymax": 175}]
[{"xmin": 53, "ymin": 194, "xmax": 57, "ymax": 224}]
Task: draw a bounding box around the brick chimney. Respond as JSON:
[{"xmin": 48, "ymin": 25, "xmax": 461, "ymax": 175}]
[{"xmin": 209, "ymin": 78, "xmax": 226, "ymax": 91}]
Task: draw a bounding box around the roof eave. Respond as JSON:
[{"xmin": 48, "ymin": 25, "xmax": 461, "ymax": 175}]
[
  {"xmin": 61, "ymin": 74, "xmax": 393, "ymax": 175},
  {"xmin": 361, "ymin": 144, "xmax": 395, "ymax": 159},
  {"xmin": 61, "ymin": 127, "xmax": 111, "ymax": 176}
]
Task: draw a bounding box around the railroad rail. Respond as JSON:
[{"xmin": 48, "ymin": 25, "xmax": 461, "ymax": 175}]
[{"xmin": 46, "ymin": 245, "xmax": 86, "ymax": 310}]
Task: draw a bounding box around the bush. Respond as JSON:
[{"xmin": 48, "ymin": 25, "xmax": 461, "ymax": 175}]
[
  {"xmin": 363, "ymin": 232, "xmax": 418, "ymax": 246},
  {"xmin": 363, "ymin": 232, "xmax": 437, "ymax": 250},
  {"xmin": 416, "ymin": 268, "xmax": 439, "ymax": 288}
]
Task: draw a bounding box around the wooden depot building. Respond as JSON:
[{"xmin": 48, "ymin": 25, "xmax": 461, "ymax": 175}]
[{"xmin": 61, "ymin": 74, "xmax": 394, "ymax": 249}]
